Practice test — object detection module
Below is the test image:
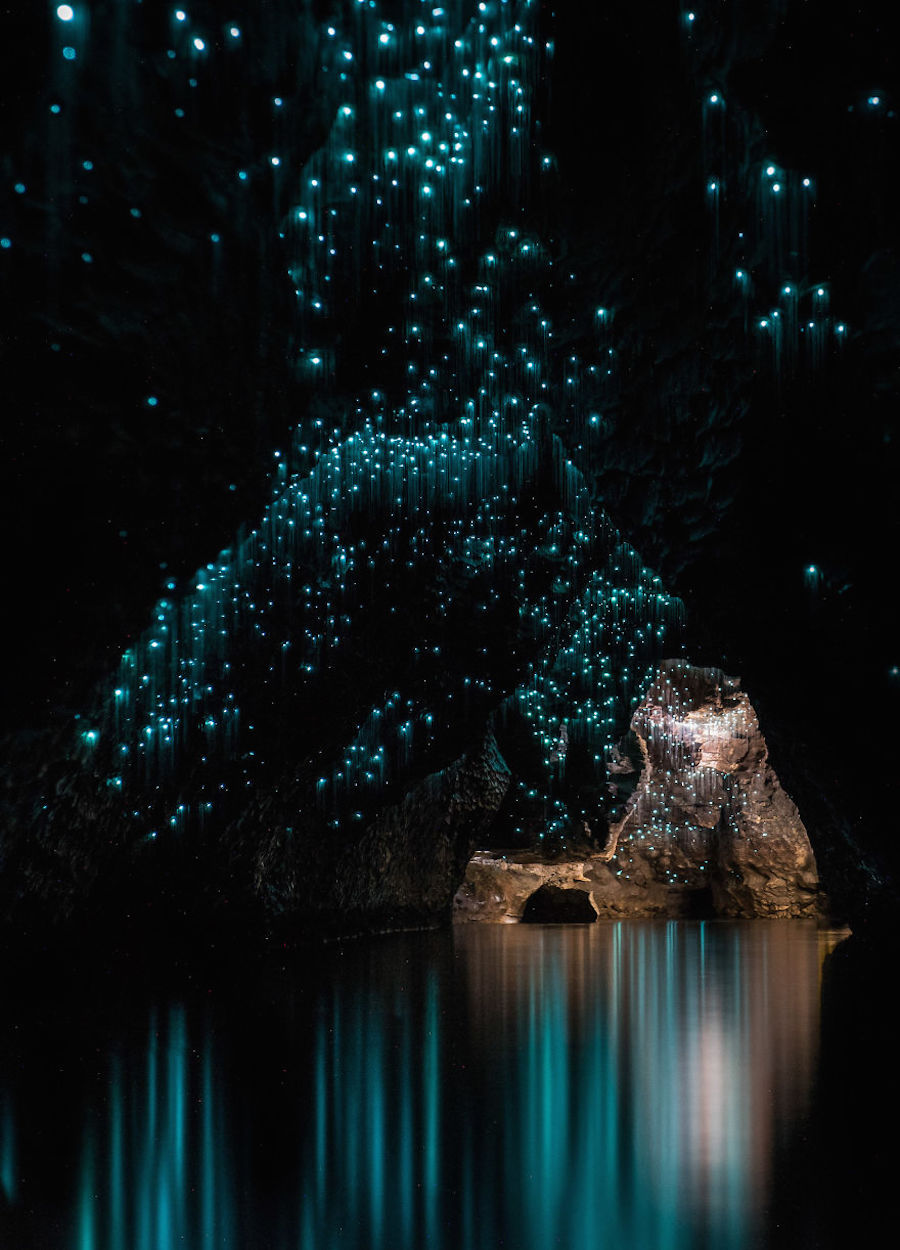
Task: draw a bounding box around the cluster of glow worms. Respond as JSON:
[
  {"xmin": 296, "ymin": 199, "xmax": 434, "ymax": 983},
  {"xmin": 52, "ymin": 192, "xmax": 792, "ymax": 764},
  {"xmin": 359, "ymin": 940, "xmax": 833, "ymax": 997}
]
[
  {"xmin": 0, "ymin": 4, "xmax": 869, "ymax": 858},
  {"xmin": 64, "ymin": 0, "xmax": 683, "ymax": 847},
  {"xmin": 690, "ymin": 17, "xmax": 850, "ymax": 375},
  {"xmin": 54, "ymin": 0, "xmax": 859, "ymax": 848}
]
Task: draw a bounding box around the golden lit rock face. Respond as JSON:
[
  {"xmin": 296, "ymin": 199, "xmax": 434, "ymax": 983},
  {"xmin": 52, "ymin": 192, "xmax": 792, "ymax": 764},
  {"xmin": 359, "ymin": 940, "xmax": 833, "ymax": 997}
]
[{"xmin": 455, "ymin": 661, "xmax": 824, "ymax": 921}]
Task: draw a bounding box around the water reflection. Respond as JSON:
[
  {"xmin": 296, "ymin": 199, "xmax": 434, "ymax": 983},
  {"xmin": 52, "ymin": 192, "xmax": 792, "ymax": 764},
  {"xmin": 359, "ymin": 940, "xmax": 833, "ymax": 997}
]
[
  {"xmin": 455, "ymin": 923, "xmax": 839, "ymax": 1250},
  {"xmin": 72, "ymin": 1006, "xmax": 234, "ymax": 1250},
  {"xmin": 1, "ymin": 1090, "xmax": 15, "ymax": 1207},
  {"xmin": 0, "ymin": 922, "xmax": 843, "ymax": 1249}
]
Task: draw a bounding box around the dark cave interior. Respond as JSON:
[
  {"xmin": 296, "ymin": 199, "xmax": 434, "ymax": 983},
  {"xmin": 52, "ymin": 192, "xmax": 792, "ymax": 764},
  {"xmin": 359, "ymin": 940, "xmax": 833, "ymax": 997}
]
[{"xmin": 1, "ymin": 0, "xmax": 898, "ymax": 944}]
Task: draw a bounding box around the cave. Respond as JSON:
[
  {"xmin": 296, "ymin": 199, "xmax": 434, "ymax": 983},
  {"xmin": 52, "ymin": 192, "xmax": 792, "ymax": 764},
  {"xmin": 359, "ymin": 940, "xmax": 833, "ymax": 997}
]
[
  {"xmin": 675, "ymin": 886, "xmax": 716, "ymax": 920},
  {"xmin": 1, "ymin": 1, "xmax": 898, "ymax": 1246},
  {"xmin": 521, "ymin": 884, "xmax": 598, "ymax": 925}
]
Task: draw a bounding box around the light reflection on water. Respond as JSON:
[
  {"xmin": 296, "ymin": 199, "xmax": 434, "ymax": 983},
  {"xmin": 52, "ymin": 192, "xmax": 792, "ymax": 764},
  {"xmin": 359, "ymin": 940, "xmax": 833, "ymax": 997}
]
[
  {"xmin": 455, "ymin": 922, "xmax": 840, "ymax": 1250},
  {"xmin": 0, "ymin": 921, "xmax": 844, "ymax": 1249},
  {"xmin": 71, "ymin": 1007, "xmax": 234, "ymax": 1250}
]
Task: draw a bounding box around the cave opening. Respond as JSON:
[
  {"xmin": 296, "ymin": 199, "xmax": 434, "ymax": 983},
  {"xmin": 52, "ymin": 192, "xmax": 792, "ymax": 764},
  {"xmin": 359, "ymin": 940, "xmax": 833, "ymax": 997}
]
[{"xmin": 521, "ymin": 884, "xmax": 599, "ymax": 925}]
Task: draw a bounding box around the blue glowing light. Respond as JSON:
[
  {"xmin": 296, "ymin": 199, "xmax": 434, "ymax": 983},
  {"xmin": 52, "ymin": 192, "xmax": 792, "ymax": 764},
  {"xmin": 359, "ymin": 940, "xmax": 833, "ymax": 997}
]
[
  {"xmin": 175, "ymin": 9, "xmax": 186, "ymax": 20},
  {"xmin": 193, "ymin": 37, "xmax": 205, "ymax": 51},
  {"xmin": 804, "ymin": 564, "xmax": 822, "ymax": 592},
  {"xmin": 868, "ymin": 95, "xmax": 881, "ymax": 107},
  {"xmin": 63, "ymin": 0, "xmax": 695, "ymax": 852},
  {"xmin": 14, "ymin": 182, "xmax": 25, "ymax": 194},
  {"xmin": 62, "ymin": 46, "xmax": 76, "ymax": 60},
  {"xmin": 0, "ymin": 238, "xmax": 11, "ymax": 250},
  {"xmin": 229, "ymin": 26, "xmax": 240, "ymax": 38},
  {"xmin": 146, "ymin": 396, "xmax": 158, "ymax": 407},
  {"xmin": 56, "ymin": 4, "xmax": 74, "ymax": 20}
]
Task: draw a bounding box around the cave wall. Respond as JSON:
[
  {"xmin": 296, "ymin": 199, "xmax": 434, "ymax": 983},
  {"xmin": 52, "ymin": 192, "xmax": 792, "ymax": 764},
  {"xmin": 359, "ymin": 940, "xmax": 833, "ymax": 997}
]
[{"xmin": 2, "ymin": 1, "xmax": 897, "ymax": 940}]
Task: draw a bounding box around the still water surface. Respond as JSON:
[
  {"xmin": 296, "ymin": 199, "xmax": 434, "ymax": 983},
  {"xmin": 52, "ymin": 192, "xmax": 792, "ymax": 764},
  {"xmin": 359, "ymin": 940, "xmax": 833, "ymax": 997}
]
[{"xmin": 0, "ymin": 921, "xmax": 844, "ymax": 1249}]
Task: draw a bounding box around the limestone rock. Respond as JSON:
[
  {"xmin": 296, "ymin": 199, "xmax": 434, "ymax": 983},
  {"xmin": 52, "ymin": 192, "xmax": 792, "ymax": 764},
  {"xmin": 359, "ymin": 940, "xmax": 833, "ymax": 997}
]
[
  {"xmin": 453, "ymin": 851, "xmax": 600, "ymax": 923},
  {"xmin": 454, "ymin": 662, "xmax": 825, "ymax": 922}
]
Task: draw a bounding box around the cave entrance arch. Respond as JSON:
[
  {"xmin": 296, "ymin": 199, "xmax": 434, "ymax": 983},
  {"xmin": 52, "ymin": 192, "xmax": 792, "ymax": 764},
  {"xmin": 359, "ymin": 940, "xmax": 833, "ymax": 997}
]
[{"xmin": 521, "ymin": 885, "xmax": 598, "ymax": 924}]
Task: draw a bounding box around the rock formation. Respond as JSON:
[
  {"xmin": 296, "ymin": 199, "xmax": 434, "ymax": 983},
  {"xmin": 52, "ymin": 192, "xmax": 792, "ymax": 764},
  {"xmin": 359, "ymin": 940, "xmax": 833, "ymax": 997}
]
[
  {"xmin": 454, "ymin": 662, "xmax": 824, "ymax": 921},
  {"xmin": 253, "ymin": 728, "xmax": 512, "ymax": 937}
]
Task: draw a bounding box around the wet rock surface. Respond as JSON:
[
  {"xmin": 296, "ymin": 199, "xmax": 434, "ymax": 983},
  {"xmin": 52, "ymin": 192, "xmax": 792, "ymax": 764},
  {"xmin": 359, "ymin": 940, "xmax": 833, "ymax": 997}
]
[{"xmin": 455, "ymin": 662, "xmax": 825, "ymax": 922}]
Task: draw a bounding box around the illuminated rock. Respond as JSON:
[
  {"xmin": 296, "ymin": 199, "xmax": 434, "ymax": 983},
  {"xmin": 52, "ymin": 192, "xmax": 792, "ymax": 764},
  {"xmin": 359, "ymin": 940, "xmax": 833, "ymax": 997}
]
[
  {"xmin": 454, "ymin": 852, "xmax": 601, "ymax": 923},
  {"xmin": 608, "ymin": 661, "xmax": 823, "ymax": 916},
  {"xmin": 455, "ymin": 661, "xmax": 824, "ymax": 921}
]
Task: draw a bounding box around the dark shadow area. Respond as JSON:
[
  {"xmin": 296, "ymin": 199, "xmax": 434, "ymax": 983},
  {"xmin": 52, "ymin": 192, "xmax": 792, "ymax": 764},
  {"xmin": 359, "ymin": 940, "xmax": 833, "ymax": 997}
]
[
  {"xmin": 521, "ymin": 884, "xmax": 598, "ymax": 924},
  {"xmin": 678, "ymin": 885, "xmax": 717, "ymax": 920},
  {"xmin": 766, "ymin": 931, "xmax": 900, "ymax": 1248}
]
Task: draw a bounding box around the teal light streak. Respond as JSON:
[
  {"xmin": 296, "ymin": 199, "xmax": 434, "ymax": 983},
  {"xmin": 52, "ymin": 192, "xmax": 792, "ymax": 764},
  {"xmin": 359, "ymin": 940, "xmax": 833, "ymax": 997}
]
[
  {"xmin": 201, "ymin": 1042, "xmax": 217, "ymax": 1250},
  {"xmin": 367, "ymin": 1019, "xmax": 385, "ymax": 1249},
  {"xmin": 0, "ymin": 1092, "xmax": 15, "ymax": 1205},
  {"xmin": 423, "ymin": 974, "xmax": 440, "ymax": 1245},
  {"xmin": 77, "ymin": 1130, "xmax": 96, "ymax": 1250},
  {"xmin": 109, "ymin": 1057, "xmax": 124, "ymax": 1250},
  {"xmin": 168, "ymin": 1006, "xmax": 188, "ymax": 1242}
]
